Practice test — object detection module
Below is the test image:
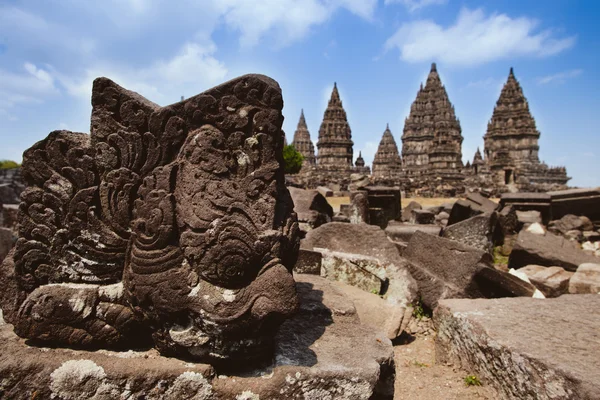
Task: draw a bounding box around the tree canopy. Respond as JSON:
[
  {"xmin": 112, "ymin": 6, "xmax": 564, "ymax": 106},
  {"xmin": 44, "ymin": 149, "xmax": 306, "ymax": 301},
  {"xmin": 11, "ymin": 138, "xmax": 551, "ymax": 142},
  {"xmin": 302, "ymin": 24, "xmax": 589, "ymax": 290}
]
[{"xmin": 282, "ymin": 145, "xmax": 303, "ymax": 174}]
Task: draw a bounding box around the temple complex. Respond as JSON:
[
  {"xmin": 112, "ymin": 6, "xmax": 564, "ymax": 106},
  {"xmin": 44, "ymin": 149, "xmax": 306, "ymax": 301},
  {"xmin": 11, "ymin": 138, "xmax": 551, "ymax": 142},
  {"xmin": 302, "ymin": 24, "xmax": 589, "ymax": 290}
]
[
  {"xmin": 316, "ymin": 83, "xmax": 354, "ymax": 167},
  {"xmin": 291, "ymin": 109, "xmax": 316, "ymax": 167},
  {"xmin": 402, "ymin": 63, "xmax": 463, "ymax": 174},
  {"xmin": 480, "ymin": 68, "xmax": 569, "ymax": 189},
  {"xmin": 372, "ymin": 124, "xmax": 402, "ymax": 178},
  {"xmin": 289, "ymin": 66, "xmax": 569, "ymax": 196}
]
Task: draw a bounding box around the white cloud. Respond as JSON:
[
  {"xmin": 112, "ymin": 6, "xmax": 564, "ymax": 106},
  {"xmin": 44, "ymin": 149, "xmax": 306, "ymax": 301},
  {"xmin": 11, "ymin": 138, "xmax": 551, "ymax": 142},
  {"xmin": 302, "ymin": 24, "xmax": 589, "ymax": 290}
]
[
  {"xmin": 358, "ymin": 140, "xmax": 378, "ymax": 167},
  {"xmin": 384, "ymin": 8, "xmax": 576, "ymax": 66},
  {"xmin": 537, "ymin": 69, "xmax": 582, "ymax": 85},
  {"xmin": 55, "ymin": 41, "xmax": 227, "ymax": 105},
  {"xmin": 384, "ymin": 0, "xmax": 447, "ymax": 13},
  {"xmin": 216, "ymin": 0, "xmax": 377, "ymax": 48},
  {"xmin": 0, "ymin": 62, "xmax": 59, "ymax": 110}
]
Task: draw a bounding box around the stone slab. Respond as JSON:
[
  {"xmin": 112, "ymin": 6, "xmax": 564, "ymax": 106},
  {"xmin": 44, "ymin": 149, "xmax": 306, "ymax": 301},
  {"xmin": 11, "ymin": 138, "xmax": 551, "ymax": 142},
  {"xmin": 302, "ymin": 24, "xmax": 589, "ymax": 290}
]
[
  {"xmin": 384, "ymin": 222, "xmax": 441, "ymax": 243},
  {"xmin": 549, "ymin": 188, "xmax": 600, "ymax": 223},
  {"xmin": 509, "ymin": 230, "xmax": 599, "ymax": 271},
  {"xmin": 316, "ymin": 186, "xmax": 333, "ymax": 197},
  {"xmin": 0, "ymin": 274, "xmax": 395, "ymax": 399},
  {"xmin": 569, "ymin": 263, "xmax": 600, "ymax": 294},
  {"xmin": 435, "ymin": 295, "xmax": 600, "ymax": 400}
]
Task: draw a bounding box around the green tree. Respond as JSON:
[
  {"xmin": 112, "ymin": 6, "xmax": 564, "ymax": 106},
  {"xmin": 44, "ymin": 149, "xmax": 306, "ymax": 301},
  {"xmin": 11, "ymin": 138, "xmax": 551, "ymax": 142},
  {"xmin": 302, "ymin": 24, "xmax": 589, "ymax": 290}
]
[
  {"xmin": 0, "ymin": 160, "xmax": 20, "ymax": 169},
  {"xmin": 283, "ymin": 145, "xmax": 303, "ymax": 174}
]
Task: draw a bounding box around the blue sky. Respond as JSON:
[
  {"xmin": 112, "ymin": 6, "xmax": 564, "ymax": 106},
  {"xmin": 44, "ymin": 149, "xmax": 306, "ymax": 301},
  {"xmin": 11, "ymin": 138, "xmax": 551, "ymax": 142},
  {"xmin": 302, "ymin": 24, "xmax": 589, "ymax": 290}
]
[{"xmin": 1, "ymin": 0, "xmax": 598, "ymax": 187}]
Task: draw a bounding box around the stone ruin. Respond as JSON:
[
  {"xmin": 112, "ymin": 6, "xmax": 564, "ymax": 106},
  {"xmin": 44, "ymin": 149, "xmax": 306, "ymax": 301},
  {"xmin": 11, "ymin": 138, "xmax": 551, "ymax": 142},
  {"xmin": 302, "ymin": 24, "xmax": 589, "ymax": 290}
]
[
  {"xmin": 0, "ymin": 75, "xmax": 399, "ymax": 399},
  {"xmin": 1, "ymin": 74, "xmax": 300, "ymax": 366},
  {"xmin": 288, "ymin": 64, "xmax": 570, "ymax": 197}
]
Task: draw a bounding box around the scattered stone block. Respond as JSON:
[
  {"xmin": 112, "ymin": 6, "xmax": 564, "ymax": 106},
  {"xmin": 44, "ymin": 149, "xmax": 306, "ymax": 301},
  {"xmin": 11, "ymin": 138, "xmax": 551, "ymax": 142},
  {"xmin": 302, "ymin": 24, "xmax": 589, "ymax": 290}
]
[
  {"xmin": 404, "ymin": 231, "xmax": 535, "ymax": 310},
  {"xmin": 435, "ymin": 295, "xmax": 600, "ymax": 400},
  {"xmin": 410, "ymin": 209, "xmax": 435, "ymax": 224},
  {"xmin": 569, "ymin": 263, "xmax": 600, "ymax": 294},
  {"xmin": 401, "ymin": 200, "xmax": 421, "ymax": 222},
  {"xmin": 519, "ymin": 265, "xmax": 573, "ymax": 297},
  {"xmin": 549, "ymin": 214, "xmax": 586, "ymax": 235},
  {"xmin": 348, "ymin": 190, "xmax": 369, "ymax": 224},
  {"xmin": 331, "ymin": 280, "xmax": 413, "ymax": 341},
  {"xmin": 317, "ymin": 249, "xmax": 386, "ymax": 295},
  {"xmin": 447, "ymin": 194, "xmax": 498, "ymax": 226},
  {"xmin": 289, "ymin": 187, "xmax": 333, "ymax": 230},
  {"xmin": 364, "ymin": 186, "xmax": 401, "ymax": 224},
  {"xmin": 509, "ymin": 230, "xmax": 599, "ymax": 271},
  {"xmin": 293, "ymin": 248, "xmax": 322, "ymax": 275},
  {"xmin": 316, "ymin": 186, "xmax": 333, "ymax": 197},
  {"xmin": 500, "ymin": 192, "xmax": 552, "ymax": 224},
  {"xmin": 465, "ymin": 192, "xmax": 498, "ymax": 214},
  {"xmin": 442, "ymin": 212, "xmax": 498, "ymax": 253},
  {"xmin": 0, "ymin": 274, "xmax": 396, "ymax": 399},
  {"xmin": 549, "ymin": 187, "xmax": 600, "ymax": 223},
  {"xmin": 435, "ymin": 211, "xmax": 450, "ymax": 221},
  {"xmin": 384, "ymin": 222, "xmax": 441, "ymax": 243},
  {"xmin": 516, "ymin": 210, "xmax": 542, "ymax": 225}
]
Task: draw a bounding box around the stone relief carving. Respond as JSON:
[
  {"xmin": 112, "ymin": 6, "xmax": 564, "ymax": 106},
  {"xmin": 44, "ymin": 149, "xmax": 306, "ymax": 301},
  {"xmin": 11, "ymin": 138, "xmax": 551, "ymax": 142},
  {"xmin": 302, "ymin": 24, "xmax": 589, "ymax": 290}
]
[{"xmin": 3, "ymin": 74, "xmax": 299, "ymax": 366}]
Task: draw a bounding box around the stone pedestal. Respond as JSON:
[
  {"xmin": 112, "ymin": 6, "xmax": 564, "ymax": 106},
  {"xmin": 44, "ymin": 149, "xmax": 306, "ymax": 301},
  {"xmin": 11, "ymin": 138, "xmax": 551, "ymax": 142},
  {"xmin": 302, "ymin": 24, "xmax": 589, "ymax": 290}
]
[{"xmin": 0, "ymin": 275, "xmax": 394, "ymax": 399}]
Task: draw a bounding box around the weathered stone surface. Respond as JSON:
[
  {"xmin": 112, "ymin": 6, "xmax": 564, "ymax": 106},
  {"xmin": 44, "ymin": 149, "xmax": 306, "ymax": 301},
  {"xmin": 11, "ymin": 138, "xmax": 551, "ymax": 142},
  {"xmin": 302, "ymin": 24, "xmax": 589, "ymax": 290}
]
[
  {"xmin": 316, "ymin": 83, "xmax": 354, "ymax": 168},
  {"xmin": 3, "ymin": 74, "xmax": 300, "ymax": 367},
  {"xmin": 442, "ymin": 212, "xmax": 498, "ymax": 253},
  {"xmin": 384, "ymin": 222, "xmax": 441, "ymax": 243},
  {"xmin": 348, "ymin": 190, "xmax": 369, "ymax": 224},
  {"xmin": 509, "ymin": 230, "xmax": 599, "ymax": 271},
  {"xmin": 549, "ymin": 214, "xmax": 586, "ymax": 235},
  {"xmin": 401, "ymin": 200, "xmax": 421, "ymax": 222},
  {"xmin": 569, "ymin": 263, "xmax": 600, "ymax": 294},
  {"xmin": 372, "ymin": 125, "xmax": 402, "ymax": 179},
  {"xmin": 404, "ymin": 231, "xmax": 535, "ymax": 309},
  {"xmin": 410, "ymin": 209, "xmax": 435, "ymax": 225},
  {"xmin": 289, "ymin": 187, "xmax": 333, "ymax": 230},
  {"xmin": 363, "ymin": 186, "xmax": 401, "ymax": 228},
  {"xmin": 302, "ymin": 223, "xmax": 418, "ymax": 310},
  {"xmin": 0, "ymin": 227, "xmax": 13, "ymax": 264},
  {"xmin": 435, "ymin": 295, "xmax": 600, "ymax": 400},
  {"xmin": 330, "ymin": 279, "xmax": 413, "ymax": 341},
  {"xmin": 519, "ymin": 265, "xmax": 573, "ymax": 297},
  {"xmin": 316, "ymin": 186, "xmax": 333, "ymax": 197},
  {"xmin": 293, "ymin": 249, "xmax": 322, "ymax": 275},
  {"xmin": 516, "ymin": 210, "xmax": 542, "ymax": 225},
  {"xmin": 318, "ymin": 249, "xmax": 386, "ymax": 295},
  {"xmin": 0, "ymin": 274, "xmax": 396, "ymax": 399}
]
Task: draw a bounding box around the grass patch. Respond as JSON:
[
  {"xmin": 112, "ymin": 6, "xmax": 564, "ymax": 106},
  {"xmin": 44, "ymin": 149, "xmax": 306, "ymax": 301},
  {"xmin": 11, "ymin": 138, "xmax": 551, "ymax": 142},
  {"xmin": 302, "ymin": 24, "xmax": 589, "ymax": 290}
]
[
  {"xmin": 464, "ymin": 375, "xmax": 482, "ymax": 387},
  {"xmin": 412, "ymin": 360, "xmax": 429, "ymax": 368},
  {"xmin": 411, "ymin": 298, "xmax": 432, "ymax": 320},
  {"xmin": 492, "ymin": 246, "xmax": 509, "ymax": 266}
]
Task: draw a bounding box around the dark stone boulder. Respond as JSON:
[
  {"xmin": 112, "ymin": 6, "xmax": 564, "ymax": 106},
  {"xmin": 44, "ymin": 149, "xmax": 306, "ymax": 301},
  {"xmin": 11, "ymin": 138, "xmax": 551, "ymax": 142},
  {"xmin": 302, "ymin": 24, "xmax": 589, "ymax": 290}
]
[
  {"xmin": 289, "ymin": 187, "xmax": 333, "ymax": 230},
  {"xmin": 509, "ymin": 230, "xmax": 599, "ymax": 271},
  {"xmin": 410, "ymin": 209, "xmax": 435, "ymax": 225},
  {"xmin": 404, "ymin": 231, "xmax": 534, "ymax": 310},
  {"xmin": 401, "ymin": 200, "xmax": 421, "ymax": 222},
  {"xmin": 442, "ymin": 213, "xmax": 499, "ymax": 253}
]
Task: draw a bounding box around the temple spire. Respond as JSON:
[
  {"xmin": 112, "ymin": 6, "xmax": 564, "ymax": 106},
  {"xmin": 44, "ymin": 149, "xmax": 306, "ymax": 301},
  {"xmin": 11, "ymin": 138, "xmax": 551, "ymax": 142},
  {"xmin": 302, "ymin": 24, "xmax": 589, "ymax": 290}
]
[
  {"xmin": 373, "ymin": 124, "xmax": 402, "ymax": 177},
  {"xmin": 292, "ymin": 109, "xmax": 315, "ymax": 167},
  {"xmin": 317, "ymin": 82, "xmax": 353, "ymax": 167}
]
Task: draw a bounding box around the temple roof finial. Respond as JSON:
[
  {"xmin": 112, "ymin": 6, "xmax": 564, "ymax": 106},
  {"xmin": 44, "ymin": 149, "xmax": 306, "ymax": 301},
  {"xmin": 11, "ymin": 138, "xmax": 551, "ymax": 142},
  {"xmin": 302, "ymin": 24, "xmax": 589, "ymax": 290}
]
[{"xmin": 431, "ymin": 62, "xmax": 437, "ymax": 72}]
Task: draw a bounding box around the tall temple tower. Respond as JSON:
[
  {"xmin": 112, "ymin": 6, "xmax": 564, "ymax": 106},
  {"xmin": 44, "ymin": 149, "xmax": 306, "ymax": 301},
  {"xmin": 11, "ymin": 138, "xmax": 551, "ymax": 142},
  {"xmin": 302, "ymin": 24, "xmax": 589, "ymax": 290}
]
[
  {"xmin": 291, "ymin": 109, "xmax": 316, "ymax": 167},
  {"xmin": 402, "ymin": 63, "xmax": 463, "ymax": 173},
  {"xmin": 483, "ymin": 68, "xmax": 540, "ymax": 184},
  {"xmin": 483, "ymin": 68, "xmax": 569, "ymax": 186},
  {"xmin": 372, "ymin": 124, "xmax": 402, "ymax": 177},
  {"xmin": 316, "ymin": 83, "xmax": 354, "ymax": 167}
]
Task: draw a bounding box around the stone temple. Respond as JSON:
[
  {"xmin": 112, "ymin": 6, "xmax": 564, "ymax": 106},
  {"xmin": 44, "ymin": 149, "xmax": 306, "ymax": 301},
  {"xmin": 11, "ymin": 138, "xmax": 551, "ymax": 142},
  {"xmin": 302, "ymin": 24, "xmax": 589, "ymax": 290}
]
[
  {"xmin": 291, "ymin": 109, "xmax": 316, "ymax": 167},
  {"xmin": 316, "ymin": 82, "xmax": 354, "ymax": 167},
  {"xmin": 372, "ymin": 124, "xmax": 402, "ymax": 178},
  {"xmin": 402, "ymin": 63, "xmax": 463, "ymax": 175},
  {"xmin": 477, "ymin": 68, "xmax": 570, "ymax": 189},
  {"xmin": 289, "ymin": 64, "xmax": 569, "ymax": 196}
]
